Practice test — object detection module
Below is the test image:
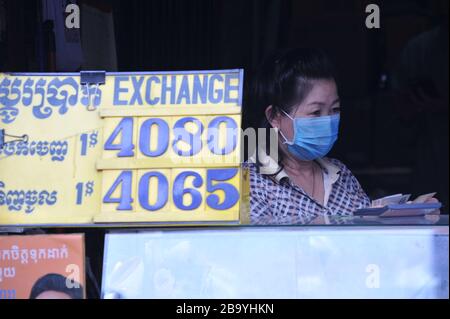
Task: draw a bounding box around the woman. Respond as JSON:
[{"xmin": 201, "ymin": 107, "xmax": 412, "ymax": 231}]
[
  {"xmin": 245, "ymin": 48, "xmax": 371, "ymax": 225},
  {"xmin": 246, "ymin": 48, "xmax": 440, "ymax": 225}
]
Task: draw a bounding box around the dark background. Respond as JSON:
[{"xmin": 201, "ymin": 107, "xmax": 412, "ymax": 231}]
[{"xmin": 0, "ymin": 0, "xmax": 448, "ymax": 298}]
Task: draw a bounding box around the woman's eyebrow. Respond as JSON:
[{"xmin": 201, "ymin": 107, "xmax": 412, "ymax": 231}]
[
  {"xmin": 331, "ymin": 98, "xmax": 340, "ymax": 106},
  {"xmin": 306, "ymin": 101, "xmax": 326, "ymax": 107},
  {"xmin": 306, "ymin": 98, "xmax": 340, "ymax": 107}
]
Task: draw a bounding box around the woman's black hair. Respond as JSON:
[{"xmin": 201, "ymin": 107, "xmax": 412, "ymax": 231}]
[
  {"xmin": 29, "ymin": 273, "xmax": 84, "ymax": 299},
  {"xmin": 251, "ymin": 47, "xmax": 337, "ymax": 127}
]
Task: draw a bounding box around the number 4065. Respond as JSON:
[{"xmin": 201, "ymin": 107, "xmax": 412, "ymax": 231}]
[{"xmin": 103, "ymin": 168, "xmax": 240, "ymax": 211}]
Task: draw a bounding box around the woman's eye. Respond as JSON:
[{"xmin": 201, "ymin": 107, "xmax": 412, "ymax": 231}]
[
  {"xmin": 311, "ymin": 110, "xmax": 321, "ymax": 116},
  {"xmin": 332, "ymin": 107, "xmax": 341, "ymax": 114}
]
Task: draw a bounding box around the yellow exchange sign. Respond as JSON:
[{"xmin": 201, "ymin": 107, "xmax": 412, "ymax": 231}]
[{"xmin": 0, "ymin": 70, "xmax": 248, "ymax": 225}]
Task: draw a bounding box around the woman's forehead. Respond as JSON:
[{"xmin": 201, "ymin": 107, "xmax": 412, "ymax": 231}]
[
  {"xmin": 294, "ymin": 80, "xmax": 339, "ymax": 110},
  {"xmin": 304, "ymin": 79, "xmax": 338, "ymax": 99}
]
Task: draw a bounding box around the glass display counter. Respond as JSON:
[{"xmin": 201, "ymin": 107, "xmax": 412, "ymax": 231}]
[{"xmin": 101, "ymin": 215, "xmax": 449, "ymax": 299}]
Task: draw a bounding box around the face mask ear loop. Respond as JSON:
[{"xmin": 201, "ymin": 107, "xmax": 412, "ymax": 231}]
[
  {"xmin": 280, "ymin": 109, "xmax": 294, "ymax": 120},
  {"xmin": 278, "ymin": 129, "xmax": 292, "ymax": 145},
  {"xmin": 278, "ymin": 109, "xmax": 294, "ymax": 145}
]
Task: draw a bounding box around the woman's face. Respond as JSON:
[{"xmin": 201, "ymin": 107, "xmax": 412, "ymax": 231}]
[{"xmin": 268, "ymin": 79, "xmax": 340, "ymax": 142}]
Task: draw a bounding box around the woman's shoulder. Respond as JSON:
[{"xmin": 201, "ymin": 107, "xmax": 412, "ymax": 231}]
[
  {"xmin": 321, "ymin": 157, "xmax": 352, "ymax": 174},
  {"xmin": 242, "ymin": 161, "xmax": 279, "ymax": 188},
  {"xmin": 242, "ymin": 161, "xmax": 266, "ymax": 180},
  {"xmin": 324, "ymin": 157, "xmax": 368, "ymax": 195},
  {"xmin": 321, "ymin": 157, "xmax": 363, "ymax": 187}
]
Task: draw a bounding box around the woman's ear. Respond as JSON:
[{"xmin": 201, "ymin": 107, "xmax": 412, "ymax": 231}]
[{"xmin": 265, "ymin": 105, "xmax": 281, "ymax": 128}]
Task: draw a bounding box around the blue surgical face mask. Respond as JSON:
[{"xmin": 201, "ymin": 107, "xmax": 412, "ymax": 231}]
[{"xmin": 278, "ymin": 110, "xmax": 340, "ymax": 161}]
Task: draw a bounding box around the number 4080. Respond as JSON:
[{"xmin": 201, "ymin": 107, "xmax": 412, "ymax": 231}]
[{"xmin": 104, "ymin": 116, "xmax": 238, "ymax": 157}]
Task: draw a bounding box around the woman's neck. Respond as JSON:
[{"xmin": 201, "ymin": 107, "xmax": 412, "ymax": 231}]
[{"xmin": 281, "ymin": 151, "xmax": 315, "ymax": 176}]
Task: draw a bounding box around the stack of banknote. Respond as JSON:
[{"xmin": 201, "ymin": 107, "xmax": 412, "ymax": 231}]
[{"xmin": 371, "ymin": 192, "xmax": 436, "ymax": 207}]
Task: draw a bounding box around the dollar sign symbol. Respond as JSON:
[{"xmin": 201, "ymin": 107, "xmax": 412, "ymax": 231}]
[
  {"xmin": 89, "ymin": 131, "xmax": 98, "ymax": 147},
  {"xmin": 85, "ymin": 181, "xmax": 94, "ymax": 197}
]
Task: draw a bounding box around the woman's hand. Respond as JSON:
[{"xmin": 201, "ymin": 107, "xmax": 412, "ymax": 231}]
[{"xmin": 425, "ymin": 197, "xmax": 441, "ymax": 215}]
